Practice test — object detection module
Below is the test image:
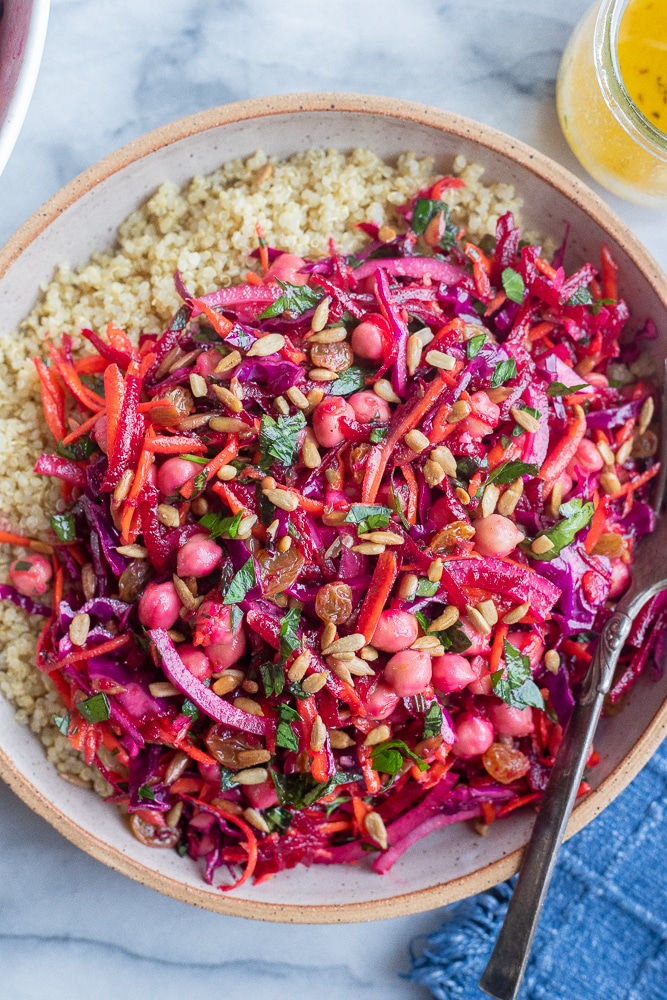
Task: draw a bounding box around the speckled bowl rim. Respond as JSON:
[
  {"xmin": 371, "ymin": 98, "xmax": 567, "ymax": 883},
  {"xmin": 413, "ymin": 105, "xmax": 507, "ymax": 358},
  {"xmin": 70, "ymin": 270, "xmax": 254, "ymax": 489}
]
[{"xmin": 1, "ymin": 92, "xmax": 667, "ymax": 923}]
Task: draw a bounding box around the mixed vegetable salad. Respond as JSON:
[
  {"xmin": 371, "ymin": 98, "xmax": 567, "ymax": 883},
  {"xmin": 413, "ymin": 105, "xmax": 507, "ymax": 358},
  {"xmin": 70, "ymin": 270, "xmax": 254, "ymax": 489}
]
[{"xmin": 1, "ymin": 176, "xmax": 663, "ymax": 890}]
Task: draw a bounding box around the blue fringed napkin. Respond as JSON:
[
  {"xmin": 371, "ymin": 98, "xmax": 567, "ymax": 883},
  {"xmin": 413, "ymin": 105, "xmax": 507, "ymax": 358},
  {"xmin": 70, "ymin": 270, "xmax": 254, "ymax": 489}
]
[{"xmin": 407, "ymin": 738, "xmax": 667, "ymax": 1000}]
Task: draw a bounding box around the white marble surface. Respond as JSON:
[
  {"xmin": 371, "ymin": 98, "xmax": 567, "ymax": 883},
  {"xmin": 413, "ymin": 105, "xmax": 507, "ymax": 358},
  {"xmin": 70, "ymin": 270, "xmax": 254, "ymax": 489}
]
[{"xmin": 1, "ymin": 1, "xmax": 666, "ymax": 997}]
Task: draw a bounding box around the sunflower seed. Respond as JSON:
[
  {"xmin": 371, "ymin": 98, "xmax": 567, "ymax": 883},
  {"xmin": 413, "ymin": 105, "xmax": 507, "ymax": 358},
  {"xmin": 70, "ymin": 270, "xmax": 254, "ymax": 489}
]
[
  {"xmin": 426, "ymin": 349, "xmax": 456, "ymax": 371},
  {"xmin": 262, "ymin": 487, "xmax": 299, "ymax": 511},
  {"xmin": 502, "ymin": 601, "xmax": 530, "ymax": 624},
  {"xmin": 301, "ymin": 672, "xmax": 328, "ymax": 694},
  {"xmin": 363, "ymin": 724, "xmax": 391, "ymax": 746},
  {"xmin": 68, "ymin": 613, "xmax": 91, "ymax": 647},
  {"xmin": 510, "ymin": 406, "xmax": 541, "ymax": 434},
  {"xmin": 404, "ymin": 429, "xmax": 431, "ymax": 454},
  {"xmin": 233, "ymin": 697, "xmax": 264, "ymax": 716},
  {"xmin": 322, "ymin": 632, "xmax": 367, "ymax": 656},
  {"xmin": 544, "ymin": 650, "xmax": 561, "ymax": 674},
  {"xmin": 233, "ymin": 767, "xmax": 269, "ymax": 785},
  {"xmin": 247, "ymin": 333, "xmax": 285, "ymax": 357},
  {"xmin": 364, "ymin": 811, "xmax": 388, "ymax": 850},
  {"xmin": 243, "ymin": 807, "xmax": 270, "ymax": 833},
  {"xmin": 329, "ymin": 730, "xmax": 356, "ymax": 749},
  {"xmin": 213, "ymin": 350, "xmax": 242, "ymax": 374}
]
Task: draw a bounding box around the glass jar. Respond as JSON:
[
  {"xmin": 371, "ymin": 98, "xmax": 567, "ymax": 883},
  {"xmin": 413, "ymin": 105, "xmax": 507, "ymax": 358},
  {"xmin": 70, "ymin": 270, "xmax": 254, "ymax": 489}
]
[{"xmin": 556, "ymin": 0, "xmax": 667, "ymax": 206}]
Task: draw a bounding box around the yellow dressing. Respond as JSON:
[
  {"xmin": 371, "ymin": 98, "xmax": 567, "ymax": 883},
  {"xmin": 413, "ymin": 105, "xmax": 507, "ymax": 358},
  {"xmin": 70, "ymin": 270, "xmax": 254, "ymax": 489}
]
[
  {"xmin": 618, "ymin": 0, "xmax": 667, "ymax": 132},
  {"xmin": 556, "ymin": 0, "xmax": 667, "ymax": 205}
]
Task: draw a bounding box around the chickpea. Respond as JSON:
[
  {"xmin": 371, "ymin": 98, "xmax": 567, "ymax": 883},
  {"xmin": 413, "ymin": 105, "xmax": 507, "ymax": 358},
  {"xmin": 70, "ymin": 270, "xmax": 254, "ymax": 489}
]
[
  {"xmin": 452, "ymin": 712, "xmax": 495, "ymax": 758},
  {"xmin": 485, "ymin": 701, "xmax": 534, "ymax": 737},
  {"xmin": 568, "ymin": 438, "xmax": 604, "ymax": 477},
  {"xmin": 383, "ymin": 649, "xmax": 433, "ymax": 698},
  {"xmin": 138, "ymin": 581, "xmax": 182, "ymax": 630},
  {"xmin": 176, "ymin": 534, "xmax": 223, "ymax": 578},
  {"xmin": 177, "ymin": 644, "xmax": 213, "ymax": 681},
  {"xmin": 264, "ymin": 253, "xmax": 309, "ymax": 286},
  {"xmin": 311, "ymin": 396, "xmax": 356, "ymax": 448},
  {"xmin": 473, "ymin": 514, "xmax": 525, "ymax": 558},
  {"xmin": 350, "ymin": 316, "xmax": 386, "ymax": 360},
  {"xmin": 156, "ymin": 456, "xmax": 198, "ymax": 498},
  {"xmin": 371, "ymin": 610, "xmax": 419, "ymax": 653},
  {"xmin": 9, "ymin": 553, "xmax": 52, "ymax": 598},
  {"xmin": 207, "ymin": 629, "xmax": 247, "ymax": 670},
  {"xmin": 431, "ymin": 653, "xmax": 477, "ymax": 694},
  {"xmin": 347, "ymin": 390, "xmax": 391, "ymax": 423},
  {"xmin": 363, "ymin": 679, "xmax": 400, "ymax": 720}
]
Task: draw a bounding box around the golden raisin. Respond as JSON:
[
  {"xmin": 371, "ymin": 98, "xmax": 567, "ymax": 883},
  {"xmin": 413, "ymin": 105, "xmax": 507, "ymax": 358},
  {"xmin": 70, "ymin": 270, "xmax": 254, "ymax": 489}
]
[
  {"xmin": 205, "ymin": 725, "xmax": 254, "ymax": 769},
  {"xmin": 256, "ymin": 546, "xmax": 305, "ymax": 597},
  {"xmin": 309, "ymin": 341, "xmax": 354, "ymax": 372},
  {"xmin": 430, "ymin": 520, "xmax": 476, "ymax": 553},
  {"xmin": 315, "ymin": 582, "xmax": 353, "ymax": 625},
  {"xmin": 631, "ymin": 429, "xmax": 658, "ymax": 459},
  {"xmin": 481, "ymin": 742, "xmax": 530, "ymax": 784}
]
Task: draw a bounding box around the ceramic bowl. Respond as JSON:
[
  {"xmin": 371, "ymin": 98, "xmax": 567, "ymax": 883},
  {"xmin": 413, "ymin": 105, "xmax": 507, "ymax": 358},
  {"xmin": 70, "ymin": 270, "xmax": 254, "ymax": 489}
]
[
  {"xmin": 0, "ymin": 0, "xmax": 49, "ymax": 176},
  {"xmin": 1, "ymin": 94, "xmax": 666, "ymax": 923}
]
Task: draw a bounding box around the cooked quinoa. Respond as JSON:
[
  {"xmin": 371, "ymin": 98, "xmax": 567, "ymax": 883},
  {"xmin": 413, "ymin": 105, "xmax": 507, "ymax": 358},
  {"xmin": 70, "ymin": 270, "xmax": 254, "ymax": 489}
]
[{"xmin": 0, "ymin": 147, "xmax": 523, "ymax": 792}]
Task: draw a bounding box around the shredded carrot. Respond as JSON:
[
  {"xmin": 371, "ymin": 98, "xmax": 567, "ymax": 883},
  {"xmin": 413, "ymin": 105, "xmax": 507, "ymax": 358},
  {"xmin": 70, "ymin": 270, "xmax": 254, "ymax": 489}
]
[
  {"xmin": 192, "ymin": 298, "xmax": 234, "ymax": 339},
  {"xmin": 584, "ymin": 495, "xmax": 608, "ymax": 554},
  {"xmin": 430, "ymin": 176, "xmax": 466, "ymax": 199},
  {"xmin": 606, "ymin": 463, "xmax": 660, "ymax": 500},
  {"xmin": 358, "ymin": 744, "xmax": 382, "ymax": 795},
  {"xmin": 600, "ymin": 243, "xmax": 618, "ymax": 300},
  {"xmin": 52, "ymin": 561, "xmax": 64, "ymax": 612},
  {"xmin": 33, "ymin": 358, "xmax": 67, "ymax": 441},
  {"xmin": 120, "ymin": 428, "xmax": 156, "ymax": 542},
  {"xmin": 104, "ymin": 364, "xmax": 125, "ymax": 455},
  {"xmin": 146, "ymin": 436, "xmax": 208, "ymax": 455},
  {"xmin": 484, "ymin": 290, "xmax": 507, "ymax": 316},
  {"xmin": 57, "ymin": 634, "xmax": 131, "ymax": 667},
  {"xmin": 528, "ymin": 320, "xmax": 557, "ymax": 343},
  {"xmin": 280, "ymin": 335, "xmax": 307, "ymax": 365},
  {"xmin": 181, "ymin": 436, "xmax": 240, "ymax": 495},
  {"xmin": 357, "ymin": 549, "xmax": 399, "ymax": 643},
  {"xmin": 48, "ymin": 345, "xmax": 106, "ymax": 412},
  {"xmin": 480, "ymin": 801, "xmax": 496, "ymax": 825},
  {"xmin": 74, "ymin": 355, "xmax": 108, "ymax": 375},
  {"xmin": 0, "ymin": 529, "xmax": 52, "ymax": 552},
  {"xmin": 61, "ymin": 410, "xmax": 104, "ymax": 447},
  {"xmin": 167, "ymin": 777, "xmax": 204, "ymax": 796},
  {"xmin": 245, "ymin": 271, "xmax": 263, "ymax": 286},
  {"xmin": 538, "ymin": 404, "xmax": 586, "ymax": 492},
  {"xmin": 285, "ymin": 489, "xmax": 325, "ymax": 516},
  {"xmin": 106, "ymin": 322, "xmax": 137, "ymax": 358},
  {"xmin": 256, "ymin": 223, "xmax": 269, "ymax": 275},
  {"xmin": 399, "ymin": 464, "xmax": 418, "ymax": 524},
  {"xmin": 535, "ymin": 256, "xmax": 558, "ymax": 281},
  {"xmin": 496, "ymin": 792, "xmax": 542, "ymax": 818},
  {"xmin": 212, "ymin": 481, "xmax": 248, "ymax": 515},
  {"xmin": 362, "ymin": 370, "xmax": 450, "ymax": 503},
  {"xmin": 320, "ymin": 820, "xmax": 353, "ymax": 836},
  {"xmin": 351, "ymin": 796, "xmax": 373, "ymax": 835},
  {"xmin": 488, "ymin": 624, "xmax": 508, "ymax": 674}
]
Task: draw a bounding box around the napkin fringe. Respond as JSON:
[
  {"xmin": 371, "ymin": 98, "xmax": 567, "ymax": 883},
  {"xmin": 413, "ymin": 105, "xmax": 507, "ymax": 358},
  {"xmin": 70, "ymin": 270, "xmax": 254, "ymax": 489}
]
[{"xmin": 406, "ymin": 879, "xmax": 514, "ymax": 999}]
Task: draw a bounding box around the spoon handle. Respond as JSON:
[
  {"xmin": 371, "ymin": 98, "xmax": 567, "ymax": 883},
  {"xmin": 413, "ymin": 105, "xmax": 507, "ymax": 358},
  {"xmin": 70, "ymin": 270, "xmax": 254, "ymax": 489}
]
[{"xmin": 479, "ymin": 609, "xmax": 634, "ymax": 1000}]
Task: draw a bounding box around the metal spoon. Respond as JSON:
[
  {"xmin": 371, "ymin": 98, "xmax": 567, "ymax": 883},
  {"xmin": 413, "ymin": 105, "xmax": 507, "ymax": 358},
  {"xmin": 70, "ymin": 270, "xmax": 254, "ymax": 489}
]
[{"xmin": 480, "ymin": 380, "xmax": 667, "ymax": 1000}]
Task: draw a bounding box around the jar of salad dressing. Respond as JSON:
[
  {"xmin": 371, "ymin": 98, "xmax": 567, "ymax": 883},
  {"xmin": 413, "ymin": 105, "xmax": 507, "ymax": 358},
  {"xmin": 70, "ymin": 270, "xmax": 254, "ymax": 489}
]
[{"xmin": 557, "ymin": 0, "xmax": 667, "ymax": 206}]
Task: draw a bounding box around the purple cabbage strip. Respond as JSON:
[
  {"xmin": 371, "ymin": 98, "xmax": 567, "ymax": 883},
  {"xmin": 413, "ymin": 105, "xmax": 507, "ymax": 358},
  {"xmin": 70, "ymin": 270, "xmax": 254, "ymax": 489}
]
[{"xmin": 0, "ymin": 585, "xmax": 51, "ymax": 618}]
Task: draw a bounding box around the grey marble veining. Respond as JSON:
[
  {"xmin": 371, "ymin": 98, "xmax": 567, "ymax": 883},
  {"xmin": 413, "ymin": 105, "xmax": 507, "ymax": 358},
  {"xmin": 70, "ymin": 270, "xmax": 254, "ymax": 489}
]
[{"xmin": 1, "ymin": 1, "xmax": 666, "ymax": 998}]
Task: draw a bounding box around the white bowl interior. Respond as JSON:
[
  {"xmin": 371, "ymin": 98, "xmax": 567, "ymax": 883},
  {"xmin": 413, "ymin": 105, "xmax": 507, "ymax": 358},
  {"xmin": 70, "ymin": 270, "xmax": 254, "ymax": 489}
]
[
  {"xmin": 1, "ymin": 98, "xmax": 666, "ymax": 921},
  {"xmin": 0, "ymin": 0, "xmax": 49, "ymax": 176}
]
